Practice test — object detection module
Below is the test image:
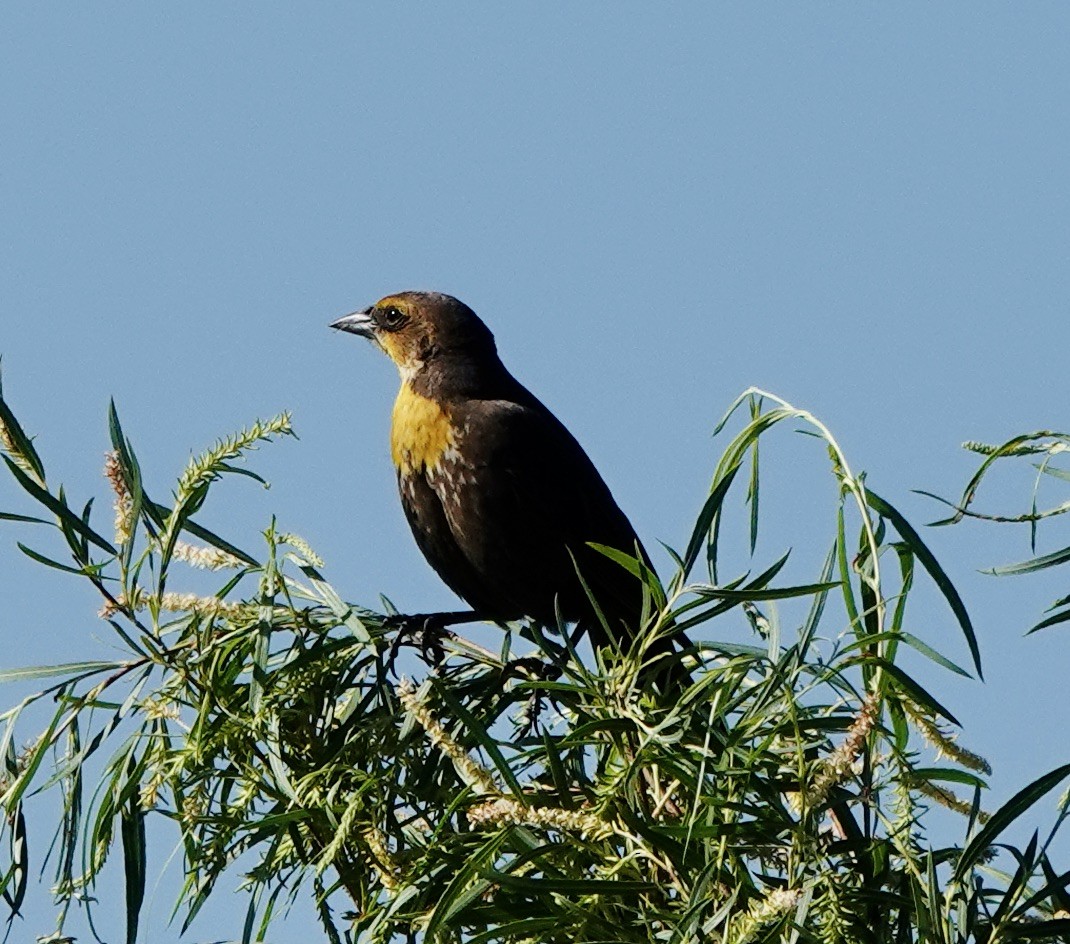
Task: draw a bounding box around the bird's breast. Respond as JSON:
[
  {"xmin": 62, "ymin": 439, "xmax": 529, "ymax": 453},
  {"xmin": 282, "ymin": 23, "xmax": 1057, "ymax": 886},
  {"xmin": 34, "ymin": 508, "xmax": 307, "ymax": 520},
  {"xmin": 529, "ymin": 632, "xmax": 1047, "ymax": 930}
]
[{"xmin": 391, "ymin": 382, "xmax": 456, "ymax": 476}]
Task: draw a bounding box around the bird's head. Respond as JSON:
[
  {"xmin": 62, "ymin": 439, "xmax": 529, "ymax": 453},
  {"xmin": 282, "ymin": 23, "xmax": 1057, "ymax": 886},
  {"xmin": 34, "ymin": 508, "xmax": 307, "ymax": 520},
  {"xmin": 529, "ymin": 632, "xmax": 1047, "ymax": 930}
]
[{"xmin": 331, "ymin": 291, "xmax": 496, "ymax": 378}]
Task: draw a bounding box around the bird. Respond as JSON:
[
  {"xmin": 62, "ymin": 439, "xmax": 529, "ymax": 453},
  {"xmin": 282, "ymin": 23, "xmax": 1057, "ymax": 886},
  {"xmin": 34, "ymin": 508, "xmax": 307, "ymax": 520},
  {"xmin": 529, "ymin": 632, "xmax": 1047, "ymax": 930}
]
[{"xmin": 331, "ymin": 291, "xmax": 685, "ymax": 679}]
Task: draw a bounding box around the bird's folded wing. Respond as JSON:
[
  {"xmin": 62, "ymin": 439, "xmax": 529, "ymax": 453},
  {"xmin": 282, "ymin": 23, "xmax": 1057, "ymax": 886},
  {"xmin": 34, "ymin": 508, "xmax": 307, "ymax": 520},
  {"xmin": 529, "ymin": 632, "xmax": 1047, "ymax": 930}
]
[{"xmin": 433, "ymin": 398, "xmax": 648, "ymax": 632}]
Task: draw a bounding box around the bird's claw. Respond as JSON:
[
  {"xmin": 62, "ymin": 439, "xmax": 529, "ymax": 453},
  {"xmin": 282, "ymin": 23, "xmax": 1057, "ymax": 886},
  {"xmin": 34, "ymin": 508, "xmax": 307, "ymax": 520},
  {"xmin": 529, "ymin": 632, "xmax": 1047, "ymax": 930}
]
[
  {"xmin": 501, "ymin": 656, "xmax": 563, "ymax": 736},
  {"xmin": 384, "ymin": 613, "xmax": 457, "ymax": 671},
  {"xmin": 501, "ymin": 656, "xmax": 562, "ymax": 684}
]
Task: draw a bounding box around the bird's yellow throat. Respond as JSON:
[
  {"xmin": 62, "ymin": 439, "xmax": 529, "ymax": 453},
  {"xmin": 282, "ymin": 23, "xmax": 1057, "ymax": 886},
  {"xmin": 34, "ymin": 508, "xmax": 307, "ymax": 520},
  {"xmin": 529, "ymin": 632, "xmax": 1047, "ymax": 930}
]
[{"xmin": 391, "ymin": 382, "xmax": 453, "ymax": 475}]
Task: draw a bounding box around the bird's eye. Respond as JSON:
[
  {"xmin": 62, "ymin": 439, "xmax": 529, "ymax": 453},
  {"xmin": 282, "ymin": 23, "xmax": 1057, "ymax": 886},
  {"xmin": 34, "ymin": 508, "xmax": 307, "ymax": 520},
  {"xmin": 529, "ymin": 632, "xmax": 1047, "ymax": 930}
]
[{"xmin": 380, "ymin": 306, "xmax": 407, "ymax": 330}]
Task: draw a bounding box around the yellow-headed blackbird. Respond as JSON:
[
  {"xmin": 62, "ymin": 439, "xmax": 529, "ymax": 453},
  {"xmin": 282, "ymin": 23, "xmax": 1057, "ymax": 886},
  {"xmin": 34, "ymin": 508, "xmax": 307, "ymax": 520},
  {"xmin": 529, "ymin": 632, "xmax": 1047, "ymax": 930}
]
[{"xmin": 331, "ymin": 291, "xmax": 682, "ymax": 667}]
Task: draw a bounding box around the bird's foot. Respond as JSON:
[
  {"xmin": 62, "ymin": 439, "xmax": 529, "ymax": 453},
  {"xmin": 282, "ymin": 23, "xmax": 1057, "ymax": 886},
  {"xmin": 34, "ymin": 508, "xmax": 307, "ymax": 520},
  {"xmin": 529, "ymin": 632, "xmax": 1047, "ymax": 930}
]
[
  {"xmin": 384, "ymin": 612, "xmax": 460, "ymax": 670},
  {"xmin": 501, "ymin": 657, "xmax": 563, "ymax": 736},
  {"xmin": 501, "ymin": 656, "xmax": 562, "ymax": 684}
]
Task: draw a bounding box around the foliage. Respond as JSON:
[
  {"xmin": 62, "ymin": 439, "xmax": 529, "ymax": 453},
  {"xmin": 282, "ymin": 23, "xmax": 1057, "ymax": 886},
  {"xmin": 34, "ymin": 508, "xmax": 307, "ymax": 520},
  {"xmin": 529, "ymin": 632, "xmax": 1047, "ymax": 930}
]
[
  {"xmin": 1, "ymin": 377, "xmax": 1069, "ymax": 944},
  {"xmin": 921, "ymin": 430, "xmax": 1070, "ymax": 635}
]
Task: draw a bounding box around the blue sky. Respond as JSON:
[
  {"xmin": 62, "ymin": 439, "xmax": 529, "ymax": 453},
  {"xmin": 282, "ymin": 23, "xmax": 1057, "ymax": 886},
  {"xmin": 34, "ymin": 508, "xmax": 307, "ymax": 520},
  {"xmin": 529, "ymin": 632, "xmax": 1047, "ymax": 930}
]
[{"xmin": 3, "ymin": 6, "xmax": 1070, "ymax": 941}]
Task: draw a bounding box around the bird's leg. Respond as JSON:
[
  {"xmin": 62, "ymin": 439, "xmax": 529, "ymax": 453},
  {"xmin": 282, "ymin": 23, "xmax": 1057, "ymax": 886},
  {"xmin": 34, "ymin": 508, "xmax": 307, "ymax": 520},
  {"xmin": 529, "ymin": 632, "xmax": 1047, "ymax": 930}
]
[
  {"xmin": 495, "ymin": 622, "xmax": 582, "ymax": 734},
  {"xmin": 495, "ymin": 620, "xmax": 574, "ymax": 685},
  {"xmin": 384, "ymin": 610, "xmax": 485, "ymax": 669},
  {"xmin": 500, "ymin": 659, "xmax": 563, "ymax": 737}
]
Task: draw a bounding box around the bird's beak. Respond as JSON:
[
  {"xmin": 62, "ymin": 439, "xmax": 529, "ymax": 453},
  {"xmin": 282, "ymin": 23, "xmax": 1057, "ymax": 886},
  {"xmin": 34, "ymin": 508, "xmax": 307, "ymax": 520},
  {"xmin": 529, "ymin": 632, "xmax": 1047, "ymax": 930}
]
[{"xmin": 329, "ymin": 307, "xmax": 376, "ymax": 339}]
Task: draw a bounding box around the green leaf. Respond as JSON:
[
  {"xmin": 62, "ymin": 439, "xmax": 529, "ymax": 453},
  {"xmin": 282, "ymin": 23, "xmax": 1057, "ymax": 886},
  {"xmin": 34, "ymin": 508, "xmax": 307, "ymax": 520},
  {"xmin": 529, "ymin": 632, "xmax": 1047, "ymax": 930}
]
[
  {"xmin": 434, "ymin": 681, "xmax": 524, "ymax": 799},
  {"xmin": 16, "ymin": 542, "xmax": 102, "ymax": 576},
  {"xmin": 216, "ymin": 462, "xmax": 270, "ymax": 486},
  {"xmin": 954, "ymin": 763, "xmax": 1070, "ymax": 882},
  {"xmin": 1018, "ymin": 857, "xmax": 1070, "ymax": 919},
  {"xmin": 747, "ymin": 394, "xmax": 761, "ymax": 554},
  {"xmin": 690, "ymin": 580, "xmax": 840, "ymax": 602},
  {"xmin": 857, "ymin": 658, "xmax": 961, "ymax": 726},
  {"xmin": 587, "ymin": 542, "xmax": 667, "ymax": 609},
  {"xmin": 121, "ymin": 805, "xmax": 146, "ymax": 944},
  {"xmin": 911, "ymin": 767, "xmax": 988, "ymax": 789},
  {"xmin": 1003, "ymin": 919, "xmax": 1070, "ymax": 939},
  {"xmin": 423, "ymin": 831, "xmax": 510, "ymax": 939},
  {"xmin": 1027, "ymin": 607, "xmax": 1070, "ymax": 635},
  {"xmin": 986, "ymin": 543, "xmax": 1070, "ymax": 577},
  {"xmin": 108, "ymin": 400, "xmax": 145, "ymax": 572},
  {"xmin": 0, "ymin": 511, "xmax": 50, "ymax": 525},
  {"xmin": 146, "ymin": 499, "xmax": 258, "ymax": 566},
  {"xmin": 838, "ymin": 631, "xmax": 972, "ymax": 678},
  {"xmin": 1, "ymin": 805, "xmax": 28, "ymax": 915},
  {"xmin": 0, "ymin": 661, "xmax": 124, "ymax": 684},
  {"xmin": 866, "ymin": 488, "xmax": 982, "ymax": 680},
  {"xmin": 0, "ymin": 377, "xmax": 46, "ymax": 483},
  {"xmin": 2, "ymin": 455, "xmax": 116, "ymax": 555},
  {"xmin": 925, "ymin": 431, "xmax": 1066, "ymax": 526},
  {"xmin": 481, "ymin": 871, "xmax": 655, "ymax": 894},
  {"xmin": 1036, "ymin": 464, "xmax": 1070, "ymax": 483}
]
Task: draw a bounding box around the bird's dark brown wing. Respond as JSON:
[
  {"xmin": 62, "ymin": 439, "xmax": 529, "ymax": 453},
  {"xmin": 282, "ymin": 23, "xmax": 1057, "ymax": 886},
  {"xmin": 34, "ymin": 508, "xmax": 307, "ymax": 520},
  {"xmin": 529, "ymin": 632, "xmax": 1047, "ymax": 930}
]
[
  {"xmin": 425, "ymin": 396, "xmax": 653, "ymax": 648},
  {"xmin": 396, "ymin": 471, "xmax": 511, "ymax": 616}
]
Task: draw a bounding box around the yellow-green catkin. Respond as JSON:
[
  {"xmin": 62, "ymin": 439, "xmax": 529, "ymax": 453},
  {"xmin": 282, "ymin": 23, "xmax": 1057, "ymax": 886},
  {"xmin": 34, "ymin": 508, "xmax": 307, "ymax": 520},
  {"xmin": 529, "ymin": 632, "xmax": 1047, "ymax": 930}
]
[
  {"xmin": 911, "ymin": 776, "xmax": 989, "ymax": 823},
  {"xmin": 278, "ymin": 532, "xmax": 324, "ymax": 567},
  {"xmin": 0, "ymin": 415, "xmax": 42, "ymax": 485},
  {"xmin": 104, "ymin": 451, "xmax": 134, "ymax": 546},
  {"xmin": 903, "ymin": 701, "xmax": 991, "ymax": 775},
  {"xmin": 171, "ymin": 540, "xmax": 243, "ymax": 570},
  {"xmin": 175, "ymin": 413, "xmax": 292, "ymax": 506},
  {"xmin": 99, "ymin": 588, "xmax": 242, "ymax": 620},
  {"xmin": 729, "ymin": 887, "xmax": 802, "ymax": 944},
  {"xmin": 362, "ymin": 826, "xmax": 399, "ymax": 890},
  {"xmin": 397, "ymin": 678, "xmax": 497, "ymax": 794},
  {"xmin": 467, "ymin": 797, "xmax": 612, "ymax": 840},
  {"xmin": 802, "ymin": 692, "xmax": 879, "ymax": 809}
]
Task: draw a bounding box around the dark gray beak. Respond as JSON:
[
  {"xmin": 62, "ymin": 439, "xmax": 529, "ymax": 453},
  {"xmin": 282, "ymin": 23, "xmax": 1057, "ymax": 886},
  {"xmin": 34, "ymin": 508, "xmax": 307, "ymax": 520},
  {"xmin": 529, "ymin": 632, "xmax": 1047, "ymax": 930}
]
[{"xmin": 329, "ymin": 307, "xmax": 376, "ymax": 339}]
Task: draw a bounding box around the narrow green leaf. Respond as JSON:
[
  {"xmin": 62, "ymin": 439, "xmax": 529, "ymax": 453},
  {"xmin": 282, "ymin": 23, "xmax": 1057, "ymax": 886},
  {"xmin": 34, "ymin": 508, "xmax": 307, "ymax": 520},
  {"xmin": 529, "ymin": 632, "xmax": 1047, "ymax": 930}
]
[
  {"xmin": 434, "ymin": 681, "xmax": 524, "ymax": 799},
  {"xmin": 954, "ymin": 763, "xmax": 1070, "ymax": 882},
  {"xmin": 747, "ymin": 394, "xmax": 761, "ymax": 554},
  {"xmin": 1003, "ymin": 918, "xmax": 1070, "ymax": 939},
  {"xmin": 986, "ymin": 543, "xmax": 1070, "ymax": 577},
  {"xmin": 0, "ymin": 661, "xmax": 123, "ymax": 684},
  {"xmin": 468, "ymin": 919, "xmax": 564, "ymax": 944},
  {"xmin": 911, "ymin": 767, "xmax": 988, "ymax": 789},
  {"xmin": 797, "ymin": 545, "xmax": 836, "ymax": 659},
  {"xmin": 1036, "ymin": 464, "xmax": 1070, "ymax": 483},
  {"xmin": 216, "ymin": 462, "xmax": 270, "ymax": 486},
  {"xmin": 839, "ymin": 631, "xmax": 971, "ymax": 678},
  {"xmin": 16, "ymin": 542, "xmax": 98, "ymax": 576},
  {"xmin": 146, "ymin": 499, "xmax": 258, "ymax": 566},
  {"xmin": 866, "ymin": 488, "xmax": 982, "ymax": 679},
  {"xmin": 681, "ymin": 467, "xmax": 739, "ymax": 579},
  {"xmin": 1027, "ymin": 607, "xmax": 1070, "ymax": 635},
  {"xmin": 588, "ymin": 541, "xmax": 667, "ymax": 609},
  {"xmin": 109, "ymin": 400, "xmax": 145, "ymax": 573},
  {"xmin": 121, "ymin": 805, "xmax": 146, "ymax": 944},
  {"xmin": 53, "ymin": 483, "xmax": 88, "ymax": 566},
  {"xmin": 294, "ymin": 561, "xmax": 372, "ymax": 643},
  {"xmin": 1019, "ymin": 858, "xmax": 1070, "ymax": 918},
  {"xmin": 3, "ymin": 806, "xmax": 28, "ymax": 915},
  {"xmin": 858, "ymin": 658, "xmax": 961, "ymax": 726},
  {"xmin": 2, "ymin": 705, "xmax": 64, "ymax": 809},
  {"xmin": 690, "ymin": 580, "xmax": 840, "ymax": 603},
  {"xmin": 423, "ymin": 831, "xmax": 510, "ymax": 940},
  {"xmin": 0, "ymin": 382, "xmax": 46, "ymax": 483},
  {"xmin": 250, "ymin": 551, "xmax": 277, "ymax": 714},
  {"xmin": 837, "ymin": 505, "xmax": 863, "ymax": 636},
  {"xmin": 925, "ymin": 431, "xmax": 1064, "ymax": 526},
  {"xmin": 2, "ymin": 455, "xmax": 116, "ymax": 555},
  {"xmin": 0, "ymin": 511, "xmax": 50, "ymax": 524},
  {"xmin": 482, "ymin": 871, "xmax": 655, "ymax": 894},
  {"xmin": 991, "ymin": 830, "xmax": 1040, "ymax": 929}
]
